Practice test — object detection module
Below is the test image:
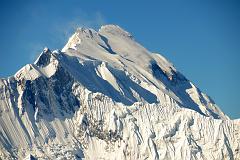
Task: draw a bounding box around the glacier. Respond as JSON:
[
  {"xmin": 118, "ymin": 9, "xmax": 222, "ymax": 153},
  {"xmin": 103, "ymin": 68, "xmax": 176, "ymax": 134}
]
[{"xmin": 0, "ymin": 24, "xmax": 239, "ymax": 159}]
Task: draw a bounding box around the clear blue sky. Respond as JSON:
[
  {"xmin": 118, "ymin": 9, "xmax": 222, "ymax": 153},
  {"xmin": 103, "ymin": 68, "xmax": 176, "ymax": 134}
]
[{"xmin": 0, "ymin": 0, "xmax": 239, "ymax": 119}]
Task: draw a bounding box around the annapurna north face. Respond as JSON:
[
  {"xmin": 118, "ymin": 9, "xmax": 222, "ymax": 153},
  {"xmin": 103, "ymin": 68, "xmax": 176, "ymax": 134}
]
[{"xmin": 0, "ymin": 25, "xmax": 239, "ymax": 159}]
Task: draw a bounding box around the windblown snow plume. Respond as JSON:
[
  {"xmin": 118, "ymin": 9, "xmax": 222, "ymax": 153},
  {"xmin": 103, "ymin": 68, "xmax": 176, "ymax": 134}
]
[{"xmin": 0, "ymin": 25, "xmax": 239, "ymax": 159}]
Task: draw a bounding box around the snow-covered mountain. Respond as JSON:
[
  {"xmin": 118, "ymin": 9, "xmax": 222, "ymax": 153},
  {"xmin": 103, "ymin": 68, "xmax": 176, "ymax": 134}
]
[{"xmin": 0, "ymin": 25, "xmax": 239, "ymax": 159}]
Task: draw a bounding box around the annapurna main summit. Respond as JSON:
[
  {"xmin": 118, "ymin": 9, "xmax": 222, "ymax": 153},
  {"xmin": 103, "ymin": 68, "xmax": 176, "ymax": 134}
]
[{"xmin": 0, "ymin": 25, "xmax": 239, "ymax": 159}]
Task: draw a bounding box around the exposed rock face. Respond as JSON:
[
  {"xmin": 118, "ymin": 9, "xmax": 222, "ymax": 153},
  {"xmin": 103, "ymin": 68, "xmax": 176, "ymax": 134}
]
[{"xmin": 0, "ymin": 25, "xmax": 239, "ymax": 160}]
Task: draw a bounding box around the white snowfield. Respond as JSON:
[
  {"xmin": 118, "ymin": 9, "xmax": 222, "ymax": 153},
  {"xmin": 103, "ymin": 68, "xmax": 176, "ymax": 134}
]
[{"xmin": 0, "ymin": 25, "xmax": 239, "ymax": 160}]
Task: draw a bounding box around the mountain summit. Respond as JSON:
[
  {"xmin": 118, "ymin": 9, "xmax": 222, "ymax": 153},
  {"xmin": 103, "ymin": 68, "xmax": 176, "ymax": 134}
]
[
  {"xmin": 0, "ymin": 25, "xmax": 239, "ymax": 159},
  {"xmin": 62, "ymin": 24, "xmax": 226, "ymax": 119}
]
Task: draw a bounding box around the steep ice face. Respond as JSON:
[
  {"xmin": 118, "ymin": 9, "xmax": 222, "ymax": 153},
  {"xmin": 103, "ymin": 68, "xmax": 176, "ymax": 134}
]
[
  {"xmin": 62, "ymin": 24, "xmax": 227, "ymax": 119},
  {"xmin": 0, "ymin": 24, "xmax": 239, "ymax": 160}
]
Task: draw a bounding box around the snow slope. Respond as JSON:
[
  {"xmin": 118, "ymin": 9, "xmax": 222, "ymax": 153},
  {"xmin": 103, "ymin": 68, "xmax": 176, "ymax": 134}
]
[{"xmin": 0, "ymin": 25, "xmax": 239, "ymax": 159}]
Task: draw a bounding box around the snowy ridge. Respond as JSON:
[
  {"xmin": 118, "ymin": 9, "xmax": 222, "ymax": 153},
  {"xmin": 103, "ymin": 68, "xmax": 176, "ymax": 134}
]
[{"xmin": 0, "ymin": 24, "xmax": 239, "ymax": 159}]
